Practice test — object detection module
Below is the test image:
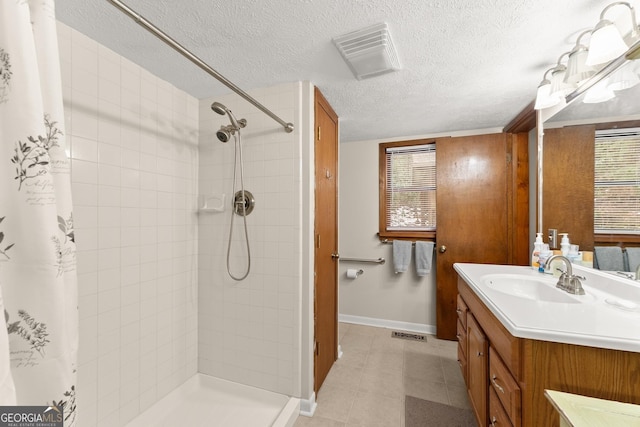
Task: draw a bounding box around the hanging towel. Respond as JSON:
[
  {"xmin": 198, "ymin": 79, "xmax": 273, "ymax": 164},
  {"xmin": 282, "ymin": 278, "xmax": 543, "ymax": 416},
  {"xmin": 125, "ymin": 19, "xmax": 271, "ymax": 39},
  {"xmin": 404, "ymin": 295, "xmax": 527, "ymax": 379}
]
[
  {"xmin": 393, "ymin": 240, "xmax": 412, "ymax": 273},
  {"xmin": 626, "ymin": 247, "xmax": 640, "ymax": 273},
  {"xmin": 594, "ymin": 246, "xmax": 625, "ymax": 271},
  {"xmin": 415, "ymin": 241, "xmax": 435, "ymax": 276}
]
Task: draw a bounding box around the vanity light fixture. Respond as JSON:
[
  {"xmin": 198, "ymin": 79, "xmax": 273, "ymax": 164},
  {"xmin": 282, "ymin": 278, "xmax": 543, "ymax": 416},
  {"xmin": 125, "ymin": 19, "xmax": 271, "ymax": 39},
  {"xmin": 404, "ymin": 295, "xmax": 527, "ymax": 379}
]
[
  {"xmin": 583, "ymin": 77, "xmax": 616, "ymax": 103},
  {"xmin": 536, "ymin": 2, "xmax": 640, "ymax": 110},
  {"xmin": 549, "ymin": 52, "xmax": 575, "ymax": 97},
  {"xmin": 535, "ymin": 68, "xmax": 563, "ymax": 109},
  {"xmin": 627, "ymin": 41, "xmax": 640, "ymax": 59},
  {"xmin": 607, "ymin": 60, "xmax": 640, "ymax": 90},
  {"xmin": 586, "ymin": 2, "xmax": 639, "ymax": 66},
  {"xmin": 564, "ymin": 30, "xmax": 596, "ymax": 85}
]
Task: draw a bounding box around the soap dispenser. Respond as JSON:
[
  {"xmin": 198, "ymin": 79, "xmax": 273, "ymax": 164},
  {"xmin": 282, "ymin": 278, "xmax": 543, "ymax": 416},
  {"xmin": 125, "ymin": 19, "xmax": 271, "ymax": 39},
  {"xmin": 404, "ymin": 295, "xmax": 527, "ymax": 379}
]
[
  {"xmin": 560, "ymin": 233, "xmax": 570, "ymax": 256},
  {"xmin": 532, "ymin": 232, "xmax": 544, "ymax": 269}
]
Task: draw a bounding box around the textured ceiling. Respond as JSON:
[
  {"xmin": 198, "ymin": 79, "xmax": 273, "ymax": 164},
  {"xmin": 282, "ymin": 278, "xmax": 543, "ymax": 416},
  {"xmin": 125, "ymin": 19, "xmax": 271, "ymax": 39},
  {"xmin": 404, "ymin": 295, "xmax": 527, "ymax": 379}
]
[{"xmin": 56, "ymin": 0, "xmax": 616, "ymax": 142}]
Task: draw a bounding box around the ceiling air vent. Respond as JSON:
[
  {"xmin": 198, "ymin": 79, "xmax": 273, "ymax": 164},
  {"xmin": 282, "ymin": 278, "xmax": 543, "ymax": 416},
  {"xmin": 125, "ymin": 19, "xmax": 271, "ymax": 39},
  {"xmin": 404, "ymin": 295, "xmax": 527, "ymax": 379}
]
[{"xmin": 333, "ymin": 23, "xmax": 401, "ymax": 80}]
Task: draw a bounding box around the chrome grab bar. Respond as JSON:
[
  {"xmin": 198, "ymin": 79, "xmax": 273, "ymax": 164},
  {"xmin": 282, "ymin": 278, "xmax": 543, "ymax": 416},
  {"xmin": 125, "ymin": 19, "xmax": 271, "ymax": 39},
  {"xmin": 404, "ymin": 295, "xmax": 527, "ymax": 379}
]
[{"xmin": 340, "ymin": 257, "xmax": 386, "ymax": 265}]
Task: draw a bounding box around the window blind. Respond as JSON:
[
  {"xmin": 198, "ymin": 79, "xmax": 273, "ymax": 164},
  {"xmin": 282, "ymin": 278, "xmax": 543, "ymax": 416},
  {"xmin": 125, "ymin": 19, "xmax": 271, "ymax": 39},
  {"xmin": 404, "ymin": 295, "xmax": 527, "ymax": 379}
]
[
  {"xmin": 594, "ymin": 128, "xmax": 640, "ymax": 234},
  {"xmin": 385, "ymin": 144, "xmax": 436, "ymax": 231}
]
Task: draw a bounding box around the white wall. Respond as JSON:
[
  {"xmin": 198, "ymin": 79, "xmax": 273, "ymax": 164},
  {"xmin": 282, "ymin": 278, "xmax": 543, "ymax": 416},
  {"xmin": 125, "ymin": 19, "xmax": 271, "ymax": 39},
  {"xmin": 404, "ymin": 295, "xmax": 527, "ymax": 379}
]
[
  {"xmin": 197, "ymin": 82, "xmax": 314, "ymax": 399},
  {"xmin": 59, "ymin": 23, "xmax": 199, "ymax": 427},
  {"xmin": 339, "ymin": 139, "xmax": 437, "ymax": 333}
]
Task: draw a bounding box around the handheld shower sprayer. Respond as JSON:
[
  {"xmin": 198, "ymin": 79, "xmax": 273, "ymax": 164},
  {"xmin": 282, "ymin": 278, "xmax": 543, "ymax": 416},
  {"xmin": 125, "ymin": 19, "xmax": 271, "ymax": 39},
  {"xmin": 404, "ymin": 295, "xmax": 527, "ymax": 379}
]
[{"xmin": 211, "ymin": 102, "xmax": 246, "ymax": 142}]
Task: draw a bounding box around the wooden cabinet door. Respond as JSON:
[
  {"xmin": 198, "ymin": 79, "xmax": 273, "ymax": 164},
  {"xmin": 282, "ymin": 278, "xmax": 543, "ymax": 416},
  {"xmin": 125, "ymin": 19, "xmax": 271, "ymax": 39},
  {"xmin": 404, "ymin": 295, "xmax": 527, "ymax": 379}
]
[
  {"xmin": 436, "ymin": 133, "xmax": 509, "ymax": 340},
  {"xmin": 468, "ymin": 314, "xmax": 488, "ymax": 427}
]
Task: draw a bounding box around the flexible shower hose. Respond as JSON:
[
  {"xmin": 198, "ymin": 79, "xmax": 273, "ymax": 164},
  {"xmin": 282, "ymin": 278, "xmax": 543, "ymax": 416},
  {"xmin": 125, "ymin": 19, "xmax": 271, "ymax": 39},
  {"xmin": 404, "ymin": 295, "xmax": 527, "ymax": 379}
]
[{"xmin": 226, "ymin": 131, "xmax": 251, "ymax": 281}]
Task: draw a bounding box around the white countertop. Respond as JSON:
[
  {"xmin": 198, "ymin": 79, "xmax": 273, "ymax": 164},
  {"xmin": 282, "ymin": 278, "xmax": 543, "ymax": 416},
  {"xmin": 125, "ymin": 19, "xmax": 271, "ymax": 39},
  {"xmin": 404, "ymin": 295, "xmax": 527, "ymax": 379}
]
[{"xmin": 454, "ymin": 263, "xmax": 640, "ymax": 353}]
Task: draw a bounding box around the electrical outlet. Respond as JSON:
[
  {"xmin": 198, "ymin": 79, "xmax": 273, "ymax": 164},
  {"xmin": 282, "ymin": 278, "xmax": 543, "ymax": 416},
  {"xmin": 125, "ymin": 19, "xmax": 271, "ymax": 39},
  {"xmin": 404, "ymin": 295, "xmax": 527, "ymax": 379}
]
[{"xmin": 548, "ymin": 228, "xmax": 558, "ymax": 249}]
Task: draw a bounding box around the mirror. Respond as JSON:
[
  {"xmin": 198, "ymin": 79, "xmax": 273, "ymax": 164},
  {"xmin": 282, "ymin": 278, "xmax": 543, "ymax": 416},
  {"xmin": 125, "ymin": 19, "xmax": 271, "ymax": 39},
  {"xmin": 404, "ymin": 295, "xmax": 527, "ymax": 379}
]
[{"xmin": 537, "ymin": 43, "xmax": 640, "ymax": 271}]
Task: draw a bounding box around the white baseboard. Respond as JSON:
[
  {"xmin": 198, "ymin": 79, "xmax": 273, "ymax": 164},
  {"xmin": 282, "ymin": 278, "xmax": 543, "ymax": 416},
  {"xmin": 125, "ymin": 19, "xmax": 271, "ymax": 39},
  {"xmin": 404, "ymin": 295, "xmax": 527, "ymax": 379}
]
[
  {"xmin": 299, "ymin": 392, "xmax": 317, "ymax": 417},
  {"xmin": 338, "ymin": 314, "xmax": 436, "ymax": 335}
]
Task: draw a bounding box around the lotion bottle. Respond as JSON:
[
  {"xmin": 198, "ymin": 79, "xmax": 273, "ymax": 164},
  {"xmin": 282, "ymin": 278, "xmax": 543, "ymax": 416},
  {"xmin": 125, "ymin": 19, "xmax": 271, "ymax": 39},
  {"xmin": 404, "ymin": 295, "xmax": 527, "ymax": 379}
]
[
  {"xmin": 532, "ymin": 232, "xmax": 543, "ymax": 269},
  {"xmin": 560, "ymin": 233, "xmax": 570, "ymax": 257}
]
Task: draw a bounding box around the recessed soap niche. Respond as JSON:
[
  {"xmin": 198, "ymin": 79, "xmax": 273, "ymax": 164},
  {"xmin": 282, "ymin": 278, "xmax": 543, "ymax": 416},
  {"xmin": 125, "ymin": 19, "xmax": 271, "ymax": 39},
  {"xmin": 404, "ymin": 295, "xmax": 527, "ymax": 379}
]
[{"xmin": 198, "ymin": 193, "xmax": 225, "ymax": 213}]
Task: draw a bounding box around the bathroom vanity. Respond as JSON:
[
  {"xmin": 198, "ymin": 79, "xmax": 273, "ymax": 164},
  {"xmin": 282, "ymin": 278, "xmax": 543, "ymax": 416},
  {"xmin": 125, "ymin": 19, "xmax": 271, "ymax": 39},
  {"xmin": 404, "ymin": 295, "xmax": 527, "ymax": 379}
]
[{"xmin": 454, "ymin": 263, "xmax": 640, "ymax": 427}]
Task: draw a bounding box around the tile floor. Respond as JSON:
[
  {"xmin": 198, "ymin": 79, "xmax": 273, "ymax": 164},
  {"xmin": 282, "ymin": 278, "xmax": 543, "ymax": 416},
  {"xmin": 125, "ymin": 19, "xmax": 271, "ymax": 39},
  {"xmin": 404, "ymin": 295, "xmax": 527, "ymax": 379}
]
[{"xmin": 294, "ymin": 322, "xmax": 472, "ymax": 427}]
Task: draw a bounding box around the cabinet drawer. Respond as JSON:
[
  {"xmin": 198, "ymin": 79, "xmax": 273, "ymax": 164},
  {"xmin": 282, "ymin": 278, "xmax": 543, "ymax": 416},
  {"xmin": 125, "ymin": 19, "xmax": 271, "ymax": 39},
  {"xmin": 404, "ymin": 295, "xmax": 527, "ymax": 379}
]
[
  {"xmin": 489, "ymin": 347, "xmax": 520, "ymax": 426},
  {"xmin": 489, "ymin": 386, "xmax": 513, "ymax": 427},
  {"xmin": 456, "ymin": 293, "xmax": 468, "ymax": 329}
]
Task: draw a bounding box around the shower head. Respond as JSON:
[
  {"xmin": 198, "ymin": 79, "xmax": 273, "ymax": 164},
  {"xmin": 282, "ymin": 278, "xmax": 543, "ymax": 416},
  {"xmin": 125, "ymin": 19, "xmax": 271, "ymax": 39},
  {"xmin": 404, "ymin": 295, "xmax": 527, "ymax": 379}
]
[
  {"xmin": 216, "ymin": 126, "xmax": 233, "ymax": 143},
  {"xmin": 211, "ymin": 101, "xmax": 241, "ymax": 130},
  {"xmin": 211, "ymin": 102, "xmax": 228, "ymax": 116},
  {"xmin": 211, "ymin": 101, "xmax": 247, "ymax": 141}
]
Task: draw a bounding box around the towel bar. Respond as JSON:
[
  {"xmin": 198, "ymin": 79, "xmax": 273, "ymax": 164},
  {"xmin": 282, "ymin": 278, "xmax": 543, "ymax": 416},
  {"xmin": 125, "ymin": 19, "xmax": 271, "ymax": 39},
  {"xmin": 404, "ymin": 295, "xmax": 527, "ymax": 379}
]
[
  {"xmin": 378, "ymin": 239, "xmax": 437, "ymax": 250},
  {"xmin": 376, "ymin": 233, "xmax": 436, "ymax": 249},
  {"xmin": 340, "ymin": 257, "xmax": 386, "ymax": 265}
]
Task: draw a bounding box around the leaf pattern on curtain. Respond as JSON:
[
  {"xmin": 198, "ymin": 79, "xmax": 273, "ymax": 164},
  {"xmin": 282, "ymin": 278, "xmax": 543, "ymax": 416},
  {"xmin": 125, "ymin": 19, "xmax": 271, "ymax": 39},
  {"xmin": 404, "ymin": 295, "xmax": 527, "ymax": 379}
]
[
  {"xmin": 57, "ymin": 384, "xmax": 76, "ymax": 425},
  {"xmin": 11, "ymin": 115, "xmax": 61, "ymax": 191},
  {"xmin": 52, "ymin": 213, "xmax": 75, "ymax": 277},
  {"xmin": 6, "ymin": 310, "xmax": 49, "ymax": 358},
  {"xmin": 0, "ymin": 217, "xmax": 15, "ymax": 260}
]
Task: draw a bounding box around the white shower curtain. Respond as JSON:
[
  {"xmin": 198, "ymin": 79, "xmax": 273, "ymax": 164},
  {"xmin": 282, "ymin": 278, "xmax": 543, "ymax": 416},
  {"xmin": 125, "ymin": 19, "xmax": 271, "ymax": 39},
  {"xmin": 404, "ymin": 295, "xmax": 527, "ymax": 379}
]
[{"xmin": 0, "ymin": 0, "xmax": 78, "ymax": 424}]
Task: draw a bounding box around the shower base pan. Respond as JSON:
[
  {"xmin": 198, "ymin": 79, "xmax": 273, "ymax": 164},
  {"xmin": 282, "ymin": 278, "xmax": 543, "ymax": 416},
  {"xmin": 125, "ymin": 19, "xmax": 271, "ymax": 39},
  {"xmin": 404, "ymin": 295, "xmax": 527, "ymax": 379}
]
[{"xmin": 126, "ymin": 373, "xmax": 299, "ymax": 427}]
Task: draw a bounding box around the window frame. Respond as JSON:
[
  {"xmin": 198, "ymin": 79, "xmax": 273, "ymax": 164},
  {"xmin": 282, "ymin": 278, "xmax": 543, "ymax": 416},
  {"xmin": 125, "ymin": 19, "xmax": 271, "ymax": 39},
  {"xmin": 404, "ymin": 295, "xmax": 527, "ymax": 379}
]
[
  {"xmin": 378, "ymin": 138, "xmax": 437, "ymax": 241},
  {"xmin": 593, "ymin": 127, "xmax": 640, "ymax": 241}
]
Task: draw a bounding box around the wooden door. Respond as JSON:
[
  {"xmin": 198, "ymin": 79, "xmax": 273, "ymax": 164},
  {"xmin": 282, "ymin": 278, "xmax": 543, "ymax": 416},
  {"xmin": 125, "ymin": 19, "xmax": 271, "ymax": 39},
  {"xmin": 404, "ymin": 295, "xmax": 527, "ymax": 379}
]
[
  {"xmin": 542, "ymin": 125, "xmax": 595, "ymax": 251},
  {"xmin": 314, "ymin": 87, "xmax": 339, "ymax": 393},
  {"xmin": 436, "ymin": 133, "xmax": 509, "ymax": 340}
]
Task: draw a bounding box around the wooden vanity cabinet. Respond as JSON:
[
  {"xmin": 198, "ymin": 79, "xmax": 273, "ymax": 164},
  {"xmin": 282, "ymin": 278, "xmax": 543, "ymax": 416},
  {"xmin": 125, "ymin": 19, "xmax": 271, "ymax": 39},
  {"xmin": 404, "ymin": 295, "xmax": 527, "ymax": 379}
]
[{"xmin": 457, "ymin": 276, "xmax": 640, "ymax": 427}]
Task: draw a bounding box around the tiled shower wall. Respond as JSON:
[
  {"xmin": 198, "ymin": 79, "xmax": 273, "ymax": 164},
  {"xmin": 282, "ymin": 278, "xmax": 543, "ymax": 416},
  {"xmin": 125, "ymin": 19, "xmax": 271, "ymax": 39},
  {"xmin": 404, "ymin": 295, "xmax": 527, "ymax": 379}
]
[
  {"xmin": 198, "ymin": 83, "xmax": 308, "ymax": 397},
  {"xmin": 58, "ymin": 23, "xmax": 199, "ymax": 426}
]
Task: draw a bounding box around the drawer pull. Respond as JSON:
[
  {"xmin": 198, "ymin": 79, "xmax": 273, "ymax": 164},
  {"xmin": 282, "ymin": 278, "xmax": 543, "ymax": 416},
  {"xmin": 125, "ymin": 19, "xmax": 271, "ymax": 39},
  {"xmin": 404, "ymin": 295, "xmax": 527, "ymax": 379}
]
[
  {"xmin": 456, "ymin": 308, "xmax": 462, "ymax": 314},
  {"xmin": 490, "ymin": 416, "xmax": 498, "ymax": 426},
  {"xmin": 477, "ymin": 351, "xmax": 484, "ymax": 357},
  {"xmin": 456, "ymin": 333, "xmax": 461, "ymax": 341},
  {"xmin": 457, "ymin": 359, "xmax": 462, "ymax": 367},
  {"xmin": 491, "ymin": 374, "xmax": 505, "ymax": 394}
]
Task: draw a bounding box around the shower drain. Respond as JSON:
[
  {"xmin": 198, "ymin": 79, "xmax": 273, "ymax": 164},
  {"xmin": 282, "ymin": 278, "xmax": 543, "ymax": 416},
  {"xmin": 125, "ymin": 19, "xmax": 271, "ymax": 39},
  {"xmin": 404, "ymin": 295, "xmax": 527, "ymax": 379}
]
[{"xmin": 391, "ymin": 331, "xmax": 426, "ymax": 342}]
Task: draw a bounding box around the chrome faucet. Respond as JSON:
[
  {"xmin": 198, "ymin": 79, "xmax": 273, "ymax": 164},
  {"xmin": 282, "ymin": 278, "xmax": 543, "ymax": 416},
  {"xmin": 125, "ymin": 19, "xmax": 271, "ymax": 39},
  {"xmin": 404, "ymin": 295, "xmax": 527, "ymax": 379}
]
[{"xmin": 545, "ymin": 255, "xmax": 586, "ymax": 295}]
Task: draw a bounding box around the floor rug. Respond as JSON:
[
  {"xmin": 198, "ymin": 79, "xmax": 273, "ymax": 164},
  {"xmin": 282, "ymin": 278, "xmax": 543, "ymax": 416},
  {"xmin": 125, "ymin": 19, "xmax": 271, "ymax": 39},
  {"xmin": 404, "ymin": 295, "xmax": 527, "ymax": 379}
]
[{"xmin": 405, "ymin": 396, "xmax": 477, "ymax": 427}]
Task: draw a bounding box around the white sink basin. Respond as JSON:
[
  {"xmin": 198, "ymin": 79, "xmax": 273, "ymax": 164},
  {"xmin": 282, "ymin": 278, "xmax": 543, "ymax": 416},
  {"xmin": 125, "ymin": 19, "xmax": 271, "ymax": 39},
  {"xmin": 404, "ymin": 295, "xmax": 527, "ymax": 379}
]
[{"xmin": 482, "ymin": 274, "xmax": 583, "ymax": 304}]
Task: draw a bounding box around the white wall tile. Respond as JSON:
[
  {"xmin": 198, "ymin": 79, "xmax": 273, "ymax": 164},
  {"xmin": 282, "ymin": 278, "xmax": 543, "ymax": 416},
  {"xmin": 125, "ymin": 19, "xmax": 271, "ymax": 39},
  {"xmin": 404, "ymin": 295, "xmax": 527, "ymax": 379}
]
[
  {"xmin": 62, "ymin": 21, "xmax": 199, "ymax": 426},
  {"xmin": 197, "ymin": 84, "xmax": 306, "ymax": 396}
]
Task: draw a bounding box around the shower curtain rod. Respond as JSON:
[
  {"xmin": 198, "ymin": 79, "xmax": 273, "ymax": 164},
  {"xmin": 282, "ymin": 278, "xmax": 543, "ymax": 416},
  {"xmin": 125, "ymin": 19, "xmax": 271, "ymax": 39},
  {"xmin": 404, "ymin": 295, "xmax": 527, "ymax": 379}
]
[{"xmin": 106, "ymin": 0, "xmax": 295, "ymax": 133}]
